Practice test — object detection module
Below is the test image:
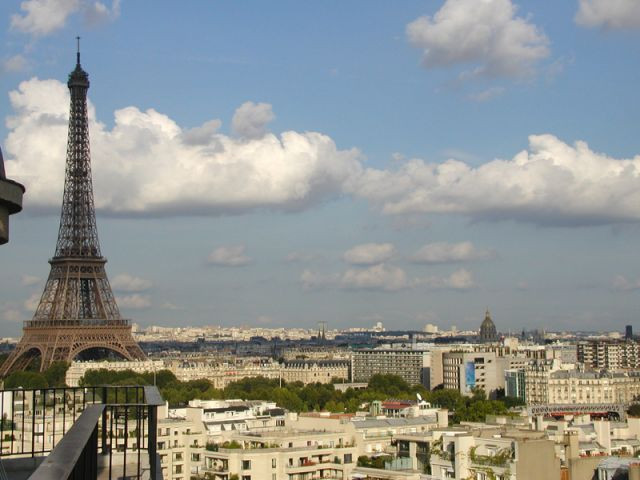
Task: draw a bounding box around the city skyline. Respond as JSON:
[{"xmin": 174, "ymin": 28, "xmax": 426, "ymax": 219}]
[{"xmin": 1, "ymin": 0, "xmax": 640, "ymax": 335}]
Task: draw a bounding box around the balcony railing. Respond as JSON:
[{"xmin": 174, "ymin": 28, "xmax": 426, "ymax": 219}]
[{"xmin": 0, "ymin": 385, "xmax": 164, "ymax": 480}]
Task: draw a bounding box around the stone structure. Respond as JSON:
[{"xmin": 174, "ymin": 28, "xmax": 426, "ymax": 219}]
[
  {"xmin": 0, "ymin": 47, "xmax": 145, "ymax": 376},
  {"xmin": 0, "ymin": 147, "xmax": 24, "ymax": 245},
  {"xmin": 479, "ymin": 309, "xmax": 498, "ymax": 343}
]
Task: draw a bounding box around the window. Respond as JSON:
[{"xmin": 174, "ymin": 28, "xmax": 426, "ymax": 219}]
[
  {"xmin": 272, "ymin": 459, "xmax": 277, "ymax": 468},
  {"xmin": 191, "ymin": 453, "xmax": 200, "ymax": 462},
  {"xmin": 174, "ymin": 465, "xmax": 182, "ymax": 474},
  {"xmin": 344, "ymin": 453, "xmax": 352, "ymax": 464},
  {"xmin": 242, "ymin": 476, "xmax": 251, "ymax": 480},
  {"xmin": 242, "ymin": 460, "xmax": 251, "ymax": 470},
  {"xmin": 173, "ymin": 452, "xmax": 183, "ymax": 461}
]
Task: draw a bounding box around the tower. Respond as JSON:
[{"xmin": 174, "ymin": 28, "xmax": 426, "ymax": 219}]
[{"xmin": 0, "ymin": 45, "xmax": 145, "ymax": 376}]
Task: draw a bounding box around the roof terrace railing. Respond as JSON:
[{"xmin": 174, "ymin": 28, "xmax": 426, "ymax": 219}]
[{"xmin": 0, "ymin": 385, "xmax": 164, "ymax": 480}]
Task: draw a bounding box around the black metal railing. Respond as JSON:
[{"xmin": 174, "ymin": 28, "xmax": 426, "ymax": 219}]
[{"xmin": 0, "ymin": 385, "xmax": 164, "ymax": 480}]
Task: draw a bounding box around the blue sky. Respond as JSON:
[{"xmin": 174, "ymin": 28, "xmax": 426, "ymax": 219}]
[{"xmin": 1, "ymin": 0, "xmax": 640, "ymax": 336}]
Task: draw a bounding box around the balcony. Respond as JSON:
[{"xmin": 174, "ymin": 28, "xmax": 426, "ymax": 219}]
[{"xmin": 0, "ymin": 385, "xmax": 165, "ymax": 480}]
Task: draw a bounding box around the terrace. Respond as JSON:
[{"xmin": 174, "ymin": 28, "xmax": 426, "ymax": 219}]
[{"xmin": 0, "ymin": 385, "xmax": 164, "ymax": 480}]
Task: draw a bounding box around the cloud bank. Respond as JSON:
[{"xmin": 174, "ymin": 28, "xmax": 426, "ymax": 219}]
[
  {"xmin": 347, "ymin": 134, "xmax": 640, "ymax": 227},
  {"xmin": 6, "ymin": 78, "xmax": 640, "ymax": 228},
  {"xmin": 5, "ymin": 78, "xmax": 362, "ymax": 217}
]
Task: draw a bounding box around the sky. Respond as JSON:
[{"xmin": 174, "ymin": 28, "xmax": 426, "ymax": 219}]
[{"xmin": 1, "ymin": 0, "xmax": 640, "ymax": 336}]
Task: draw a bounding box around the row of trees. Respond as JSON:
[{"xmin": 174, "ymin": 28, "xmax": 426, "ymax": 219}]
[{"xmin": 79, "ymin": 368, "xmax": 519, "ymax": 423}]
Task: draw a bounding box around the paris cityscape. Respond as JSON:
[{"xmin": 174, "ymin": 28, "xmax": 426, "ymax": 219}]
[{"xmin": 1, "ymin": 1, "xmax": 640, "ymax": 480}]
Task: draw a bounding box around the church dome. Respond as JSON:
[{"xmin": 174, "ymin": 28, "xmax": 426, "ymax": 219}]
[{"xmin": 479, "ymin": 309, "xmax": 498, "ymax": 342}]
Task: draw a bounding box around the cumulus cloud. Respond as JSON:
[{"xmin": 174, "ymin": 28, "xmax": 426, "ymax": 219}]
[
  {"xmin": 11, "ymin": 0, "xmax": 120, "ymax": 36},
  {"xmin": 347, "ymin": 134, "xmax": 640, "ymax": 227},
  {"xmin": 424, "ymin": 268, "xmax": 476, "ymax": 289},
  {"xmin": 231, "ymin": 101, "xmax": 275, "ymax": 139},
  {"xmin": 406, "ymin": 0, "xmax": 549, "ymax": 78},
  {"xmin": 5, "ymin": 78, "xmax": 361, "ymax": 216},
  {"xmin": 116, "ymin": 294, "xmax": 151, "ymax": 309},
  {"xmin": 84, "ymin": 0, "xmax": 120, "ymax": 26},
  {"xmin": 343, "ymin": 243, "xmax": 395, "ymax": 265},
  {"xmin": 341, "ymin": 264, "xmax": 409, "ymax": 291},
  {"xmin": 612, "ymin": 275, "xmax": 640, "ymax": 291},
  {"xmin": 301, "ymin": 265, "xmax": 475, "ymax": 292},
  {"xmin": 575, "ymin": 0, "xmax": 640, "ymax": 30},
  {"xmin": 410, "ymin": 241, "xmax": 494, "ymax": 264},
  {"xmin": 111, "ymin": 273, "xmax": 152, "ymax": 292},
  {"xmin": 207, "ymin": 245, "xmax": 252, "ymax": 266}
]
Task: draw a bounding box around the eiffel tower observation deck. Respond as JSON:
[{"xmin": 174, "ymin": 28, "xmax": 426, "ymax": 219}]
[{"xmin": 0, "ymin": 43, "xmax": 145, "ymax": 375}]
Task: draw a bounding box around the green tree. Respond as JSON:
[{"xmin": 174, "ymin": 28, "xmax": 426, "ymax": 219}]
[
  {"xmin": 4, "ymin": 371, "xmax": 48, "ymax": 389},
  {"xmin": 43, "ymin": 361, "xmax": 69, "ymax": 387}
]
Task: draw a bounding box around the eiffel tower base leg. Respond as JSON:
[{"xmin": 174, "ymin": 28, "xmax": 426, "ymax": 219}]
[{"xmin": 0, "ymin": 326, "xmax": 145, "ymax": 377}]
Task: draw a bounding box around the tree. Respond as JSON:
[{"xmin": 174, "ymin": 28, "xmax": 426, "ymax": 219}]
[
  {"xmin": 4, "ymin": 371, "xmax": 48, "ymax": 389},
  {"xmin": 44, "ymin": 361, "xmax": 69, "ymax": 387},
  {"xmin": 628, "ymin": 404, "xmax": 640, "ymax": 417}
]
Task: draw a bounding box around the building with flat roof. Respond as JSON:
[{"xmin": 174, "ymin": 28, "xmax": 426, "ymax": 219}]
[{"xmin": 351, "ymin": 348, "xmax": 431, "ymax": 387}]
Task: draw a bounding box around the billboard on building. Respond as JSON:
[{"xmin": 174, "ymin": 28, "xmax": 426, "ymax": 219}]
[{"xmin": 465, "ymin": 361, "xmax": 475, "ymax": 393}]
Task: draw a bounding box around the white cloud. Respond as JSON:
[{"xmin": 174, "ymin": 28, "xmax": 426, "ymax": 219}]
[
  {"xmin": 576, "ymin": 0, "xmax": 640, "ymax": 30},
  {"xmin": 612, "ymin": 275, "xmax": 640, "ymax": 291},
  {"xmin": 207, "ymin": 245, "xmax": 251, "ymax": 266},
  {"xmin": 406, "ymin": 0, "xmax": 549, "ymax": 78},
  {"xmin": 343, "ymin": 243, "xmax": 395, "ymax": 265},
  {"xmin": 84, "ymin": 0, "xmax": 120, "ymax": 26},
  {"xmin": 341, "ymin": 264, "xmax": 410, "ymax": 291},
  {"xmin": 3, "ymin": 55, "xmax": 28, "ymax": 73},
  {"xmin": 24, "ymin": 292, "xmax": 41, "ymax": 312},
  {"xmin": 301, "ymin": 265, "xmax": 475, "ymax": 292},
  {"xmin": 300, "ymin": 270, "xmax": 339, "ymax": 290},
  {"xmin": 116, "ymin": 294, "xmax": 151, "ymax": 309},
  {"xmin": 10, "ymin": 0, "xmax": 120, "ymax": 36},
  {"xmin": 5, "ymin": 78, "xmax": 361, "ymax": 216},
  {"xmin": 21, "ymin": 274, "xmax": 41, "ymax": 287},
  {"xmin": 231, "ymin": 101, "xmax": 275, "ymax": 139},
  {"xmin": 11, "ymin": 0, "xmax": 81, "ymax": 36},
  {"xmin": 111, "ymin": 273, "xmax": 152, "ymax": 292},
  {"xmin": 410, "ymin": 241, "xmax": 494, "ymax": 264},
  {"xmin": 347, "ymin": 134, "xmax": 640, "ymax": 227}
]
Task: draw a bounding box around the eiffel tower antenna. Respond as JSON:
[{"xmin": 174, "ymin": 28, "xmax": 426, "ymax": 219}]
[{"xmin": 1, "ymin": 45, "xmax": 145, "ymax": 375}]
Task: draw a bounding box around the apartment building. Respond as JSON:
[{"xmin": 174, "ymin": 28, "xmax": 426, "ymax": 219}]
[
  {"xmin": 201, "ymin": 429, "xmax": 357, "ymax": 480},
  {"xmin": 174, "ymin": 399, "xmax": 286, "ymax": 439},
  {"xmin": 351, "ymin": 349, "xmax": 431, "ymax": 387},
  {"xmin": 280, "ymin": 359, "xmax": 349, "ymax": 384},
  {"xmin": 442, "ymin": 352, "xmax": 528, "ymax": 398},
  {"xmin": 577, "ymin": 340, "xmax": 640, "ymax": 370}
]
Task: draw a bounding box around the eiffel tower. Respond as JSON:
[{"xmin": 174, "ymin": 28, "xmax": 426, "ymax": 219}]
[{"xmin": 0, "ymin": 43, "xmax": 145, "ymax": 376}]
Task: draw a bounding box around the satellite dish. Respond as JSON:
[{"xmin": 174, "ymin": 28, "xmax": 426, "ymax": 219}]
[{"xmin": 417, "ymin": 393, "xmax": 423, "ymax": 402}]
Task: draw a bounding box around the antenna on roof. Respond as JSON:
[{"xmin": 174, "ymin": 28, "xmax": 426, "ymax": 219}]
[{"xmin": 76, "ymin": 36, "xmax": 81, "ymax": 65}]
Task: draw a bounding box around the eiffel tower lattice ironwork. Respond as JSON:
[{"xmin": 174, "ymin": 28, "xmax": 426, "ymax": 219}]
[{"xmin": 0, "ymin": 45, "xmax": 145, "ymax": 376}]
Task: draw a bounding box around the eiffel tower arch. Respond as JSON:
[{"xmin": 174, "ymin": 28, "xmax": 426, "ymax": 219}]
[{"xmin": 1, "ymin": 44, "xmax": 145, "ymax": 376}]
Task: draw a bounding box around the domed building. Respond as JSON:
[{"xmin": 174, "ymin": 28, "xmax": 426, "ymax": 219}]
[{"xmin": 479, "ymin": 309, "xmax": 498, "ymax": 343}]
